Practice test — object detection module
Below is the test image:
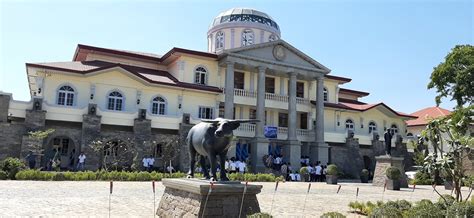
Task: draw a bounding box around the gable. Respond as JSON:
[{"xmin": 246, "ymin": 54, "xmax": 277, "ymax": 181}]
[{"xmin": 224, "ymin": 40, "xmax": 330, "ymax": 73}]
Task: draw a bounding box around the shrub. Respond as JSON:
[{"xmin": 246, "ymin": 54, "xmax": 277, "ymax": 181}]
[
  {"xmin": 0, "ymin": 170, "xmax": 8, "ymax": 180},
  {"xmin": 1, "ymin": 157, "xmax": 26, "ymax": 180},
  {"xmin": 385, "ymin": 167, "xmax": 400, "ymax": 180},
  {"xmin": 369, "ymin": 204, "xmax": 402, "ymax": 217},
  {"xmin": 361, "ymin": 169, "xmax": 369, "ymax": 177},
  {"xmin": 405, "ymin": 200, "xmax": 444, "ymax": 217},
  {"xmin": 53, "ymin": 173, "xmax": 66, "ymax": 181},
  {"xmin": 411, "ymin": 171, "xmax": 434, "ymax": 185},
  {"xmin": 446, "ymin": 201, "xmax": 474, "ymax": 216},
  {"xmin": 394, "ymin": 200, "xmax": 411, "ymax": 211},
  {"xmin": 320, "ymin": 211, "xmax": 346, "ymax": 218},
  {"xmin": 299, "ymin": 167, "xmax": 309, "ymax": 175},
  {"xmin": 348, "ymin": 201, "xmax": 364, "ymax": 213},
  {"xmin": 327, "ymin": 164, "xmax": 338, "ymax": 176},
  {"xmin": 247, "ymin": 212, "xmax": 272, "ymax": 218},
  {"xmin": 436, "ymin": 194, "xmax": 455, "ymax": 210}
]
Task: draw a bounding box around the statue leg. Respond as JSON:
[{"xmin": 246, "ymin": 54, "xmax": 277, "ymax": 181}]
[
  {"xmin": 200, "ymin": 156, "xmax": 210, "ymax": 179},
  {"xmin": 187, "ymin": 143, "xmax": 196, "ymax": 178},
  {"xmin": 209, "ymin": 152, "xmax": 218, "ymax": 181},
  {"xmin": 219, "ymin": 152, "xmax": 229, "ymax": 181}
]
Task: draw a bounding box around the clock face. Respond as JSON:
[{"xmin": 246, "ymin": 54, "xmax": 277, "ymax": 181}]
[
  {"xmin": 273, "ymin": 45, "xmax": 286, "ymax": 61},
  {"xmin": 268, "ymin": 34, "xmax": 278, "ymax": 42},
  {"xmin": 242, "ymin": 29, "xmax": 254, "ymax": 46}
]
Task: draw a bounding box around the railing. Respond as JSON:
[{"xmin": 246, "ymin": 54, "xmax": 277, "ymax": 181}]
[
  {"xmin": 297, "ymin": 129, "xmax": 312, "ymax": 137},
  {"xmin": 234, "ymin": 89, "xmax": 256, "ymax": 98},
  {"xmin": 236, "ymin": 123, "xmax": 256, "ymax": 133},
  {"xmin": 265, "ymin": 93, "xmax": 289, "ymax": 102},
  {"xmin": 277, "ymin": 127, "xmax": 288, "ymax": 135},
  {"xmin": 296, "ymin": 97, "xmax": 310, "ymax": 105}
]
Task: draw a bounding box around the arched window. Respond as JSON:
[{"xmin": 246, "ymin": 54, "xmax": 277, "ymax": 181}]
[
  {"xmin": 194, "ymin": 67, "xmax": 207, "ymax": 85},
  {"xmin": 345, "ymin": 119, "xmax": 354, "ymax": 130},
  {"xmin": 391, "ymin": 124, "xmax": 399, "ymax": 134},
  {"xmin": 323, "ymin": 88, "xmax": 328, "ymax": 102},
  {"xmin": 151, "ymin": 96, "xmax": 166, "ymax": 115},
  {"xmin": 407, "ymin": 133, "xmax": 413, "ymax": 137},
  {"xmin": 57, "ymin": 85, "xmax": 75, "ymax": 106},
  {"xmin": 241, "ymin": 29, "xmax": 254, "ymax": 46},
  {"xmin": 368, "ymin": 121, "xmax": 377, "ymax": 134},
  {"xmin": 215, "ymin": 31, "xmax": 224, "ymax": 50},
  {"xmin": 107, "ymin": 91, "xmax": 124, "ymax": 111}
]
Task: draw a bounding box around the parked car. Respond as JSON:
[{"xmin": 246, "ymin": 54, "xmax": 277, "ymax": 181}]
[{"xmin": 405, "ymin": 166, "xmax": 422, "ymax": 180}]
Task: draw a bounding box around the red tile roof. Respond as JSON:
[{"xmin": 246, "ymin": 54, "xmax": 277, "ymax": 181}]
[
  {"xmin": 312, "ymin": 101, "xmax": 417, "ymax": 118},
  {"xmin": 26, "ymin": 61, "xmax": 222, "ymax": 93},
  {"xmin": 339, "ymin": 88, "xmax": 370, "ymax": 97},
  {"xmin": 406, "ymin": 106, "xmax": 451, "ymax": 126}
]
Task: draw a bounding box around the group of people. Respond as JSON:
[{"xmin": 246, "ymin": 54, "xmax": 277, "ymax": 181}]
[
  {"xmin": 304, "ymin": 162, "xmax": 328, "ymax": 182},
  {"xmin": 225, "ymin": 157, "xmax": 247, "ymax": 173},
  {"xmin": 141, "ymin": 155, "xmax": 156, "ymax": 172},
  {"xmin": 25, "ymin": 151, "xmax": 87, "ymax": 172}
]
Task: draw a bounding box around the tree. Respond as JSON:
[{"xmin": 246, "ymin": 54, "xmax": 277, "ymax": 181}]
[
  {"xmin": 428, "ymin": 45, "xmax": 474, "ymax": 107},
  {"xmin": 89, "ymin": 137, "xmax": 137, "ymax": 171},
  {"xmin": 422, "ymin": 106, "xmax": 474, "ymax": 202}
]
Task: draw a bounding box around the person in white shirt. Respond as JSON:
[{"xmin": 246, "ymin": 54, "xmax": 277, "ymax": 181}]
[
  {"xmin": 142, "ymin": 156, "xmax": 149, "ymax": 171},
  {"xmin": 77, "ymin": 152, "xmax": 86, "ymax": 171},
  {"xmin": 147, "ymin": 156, "xmax": 155, "ymax": 172},
  {"xmin": 230, "ymin": 158, "xmax": 237, "ymax": 173},
  {"xmin": 315, "ymin": 164, "xmax": 322, "ymax": 182},
  {"xmin": 235, "ymin": 160, "xmax": 242, "ymax": 172},
  {"xmin": 307, "ymin": 165, "xmax": 314, "ymax": 182},
  {"xmin": 166, "ymin": 165, "xmax": 175, "ymax": 173},
  {"xmin": 238, "ymin": 160, "xmax": 246, "ymax": 173},
  {"xmin": 224, "ymin": 159, "xmax": 230, "ymax": 173}
]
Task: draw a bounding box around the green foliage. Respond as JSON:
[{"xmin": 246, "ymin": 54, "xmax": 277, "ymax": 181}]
[
  {"xmin": 326, "ymin": 164, "xmax": 338, "ymax": 176},
  {"xmin": 369, "ymin": 204, "xmax": 402, "ymax": 217},
  {"xmin": 385, "ymin": 167, "xmax": 401, "ymax": 180},
  {"xmin": 0, "ymin": 157, "xmax": 26, "ymax": 179},
  {"xmin": 320, "ymin": 212, "xmax": 346, "ymax": 218},
  {"xmin": 411, "ymin": 171, "xmax": 434, "ymax": 185},
  {"xmin": 462, "ymin": 175, "xmax": 474, "ymax": 187},
  {"xmin": 446, "ymin": 201, "xmax": 474, "ymax": 217},
  {"xmin": 436, "ymin": 194, "xmax": 455, "ymax": 210},
  {"xmin": 348, "ymin": 201, "xmax": 364, "ymax": 213},
  {"xmin": 427, "ymin": 44, "xmax": 474, "ymax": 107},
  {"xmin": 361, "ymin": 169, "xmax": 369, "ymax": 177},
  {"xmin": 299, "ymin": 167, "xmax": 309, "ymax": 175},
  {"xmin": 404, "ymin": 200, "xmax": 444, "ymax": 218},
  {"xmin": 0, "ymin": 170, "xmax": 8, "ymax": 180},
  {"xmin": 53, "ymin": 173, "xmax": 66, "ymax": 181},
  {"xmin": 247, "ymin": 212, "xmax": 272, "ymax": 218}
]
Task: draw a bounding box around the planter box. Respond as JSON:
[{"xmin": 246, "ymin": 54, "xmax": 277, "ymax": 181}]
[
  {"xmin": 360, "ymin": 177, "xmax": 369, "ymax": 183},
  {"xmin": 326, "ymin": 175, "xmax": 338, "ymax": 184},
  {"xmin": 386, "ymin": 179, "xmax": 400, "ymax": 190},
  {"xmin": 444, "ymin": 181, "xmax": 454, "ymax": 190}
]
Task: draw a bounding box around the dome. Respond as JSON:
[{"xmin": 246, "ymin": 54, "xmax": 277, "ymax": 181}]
[{"xmin": 209, "ymin": 8, "xmax": 280, "ymax": 33}]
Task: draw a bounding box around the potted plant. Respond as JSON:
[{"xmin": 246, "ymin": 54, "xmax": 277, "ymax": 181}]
[
  {"xmin": 441, "ymin": 170, "xmax": 454, "ymax": 190},
  {"xmin": 299, "ymin": 166, "xmax": 309, "ymax": 182},
  {"xmin": 385, "ymin": 167, "xmax": 401, "ymax": 190},
  {"xmin": 326, "ymin": 164, "xmax": 338, "ymax": 184},
  {"xmin": 360, "ymin": 169, "xmax": 369, "ymax": 183}
]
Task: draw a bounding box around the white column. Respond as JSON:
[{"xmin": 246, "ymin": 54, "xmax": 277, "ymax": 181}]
[
  {"xmin": 315, "ymin": 76, "xmax": 325, "ymax": 144},
  {"xmin": 288, "ymin": 72, "xmax": 298, "ymax": 141},
  {"xmin": 224, "ymin": 61, "xmax": 235, "ymax": 119},
  {"xmin": 255, "ymin": 66, "xmax": 266, "ymax": 138}
]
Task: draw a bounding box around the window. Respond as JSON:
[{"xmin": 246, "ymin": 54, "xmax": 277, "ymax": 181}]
[
  {"xmin": 391, "ymin": 124, "xmax": 399, "ymax": 134},
  {"xmin": 265, "ymin": 77, "xmax": 275, "ymax": 93},
  {"xmin": 107, "ymin": 91, "xmax": 123, "ymax": 111},
  {"xmin": 194, "ymin": 67, "xmax": 207, "ymax": 85},
  {"xmin": 407, "ymin": 133, "xmax": 413, "ymax": 137},
  {"xmin": 296, "ymin": 82, "xmax": 304, "ymax": 98},
  {"xmin": 278, "ymin": 113, "xmax": 288, "ymax": 128},
  {"xmin": 219, "ymin": 107, "xmax": 225, "ymax": 118},
  {"xmin": 323, "ymin": 88, "xmax": 328, "ymax": 102},
  {"xmin": 199, "ymin": 107, "xmax": 214, "ymax": 119},
  {"xmin": 345, "ymin": 119, "xmax": 354, "ymax": 130},
  {"xmin": 52, "ymin": 137, "xmax": 70, "ymax": 155},
  {"xmin": 154, "ymin": 143, "xmax": 163, "ymax": 158},
  {"xmin": 234, "ymin": 72, "xmax": 245, "ymax": 89},
  {"xmin": 369, "ymin": 121, "xmax": 377, "ymax": 134},
  {"xmin": 300, "ymin": 113, "xmax": 308, "ymax": 129},
  {"xmin": 103, "ymin": 141, "xmax": 119, "ymax": 157},
  {"xmin": 215, "ymin": 31, "xmax": 224, "ymax": 49},
  {"xmin": 151, "ymin": 96, "xmax": 166, "ymax": 115},
  {"xmin": 268, "ymin": 34, "xmax": 278, "ymax": 42},
  {"xmin": 241, "ymin": 29, "xmax": 254, "ymax": 46},
  {"xmin": 249, "ymin": 109, "xmax": 257, "ymax": 119},
  {"xmin": 57, "ymin": 85, "xmax": 75, "ymax": 106}
]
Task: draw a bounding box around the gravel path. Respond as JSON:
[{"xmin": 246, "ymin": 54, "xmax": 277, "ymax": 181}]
[{"xmin": 0, "ymin": 180, "xmax": 470, "ymax": 217}]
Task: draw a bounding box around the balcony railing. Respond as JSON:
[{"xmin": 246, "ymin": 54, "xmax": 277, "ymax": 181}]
[
  {"xmin": 230, "ymin": 88, "xmax": 310, "ymax": 105},
  {"xmin": 234, "ymin": 123, "xmax": 313, "ymax": 141}
]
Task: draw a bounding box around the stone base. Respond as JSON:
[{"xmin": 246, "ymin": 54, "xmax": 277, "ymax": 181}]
[
  {"xmin": 157, "ymin": 178, "xmax": 262, "ymax": 218},
  {"xmin": 373, "ymin": 155, "xmax": 408, "ymax": 188},
  {"xmin": 250, "ymin": 137, "xmax": 269, "ymax": 173}
]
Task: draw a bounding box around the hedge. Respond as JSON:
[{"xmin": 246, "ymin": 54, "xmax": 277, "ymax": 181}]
[{"xmin": 14, "ymin": 170, "xmax": 284, "ymax": 182}]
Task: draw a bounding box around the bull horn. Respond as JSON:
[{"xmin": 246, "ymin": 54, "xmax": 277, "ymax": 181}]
[
  {"xmin": 230, "ymin": 119, "xmax": 260, "ymax": 123},
  {"xmin": 201, "ymin": 119, "xmax": 221, "ymax": 124}
]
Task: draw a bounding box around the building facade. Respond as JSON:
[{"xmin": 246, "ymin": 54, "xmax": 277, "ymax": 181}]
[{"xmin": 0, "ymin": 8, "xmax": 416, "ymax": 177}]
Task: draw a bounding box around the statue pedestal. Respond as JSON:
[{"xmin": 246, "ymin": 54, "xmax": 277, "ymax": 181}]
[
  {"xmin": 373, "ymin": 155, "xmax": 408, "ymax": 188},
  {"xmin": 157, "ymin": 179, "xmax": 262, "ymax": 217}
]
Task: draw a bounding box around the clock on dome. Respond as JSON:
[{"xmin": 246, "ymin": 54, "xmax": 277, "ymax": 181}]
[{"xmin": 241, "ymin": 29, "xmax": 254, "ymax": 46}]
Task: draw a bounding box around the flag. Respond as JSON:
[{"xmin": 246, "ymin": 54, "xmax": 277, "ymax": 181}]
[
  {"xmin": 337, "ymin": 185, "xmax": 341, "ymax": 194},
  {"xmin": 152, "ymin": 180, "xmax": 155, "ymax": 193},
  {"xmin": 307, "ymin": 183, "xmax": 312, "ymax": 193},
  {"xmin": 110, "ymin": 181, "xmax": 113, "ymax": 194},
  {"xmin": 275, "ymin": 181, "xmax": 279, "ymax": 191},
  {"xmin": 356, "ymin": 187, "xmax": 359, "ymax": 197}
]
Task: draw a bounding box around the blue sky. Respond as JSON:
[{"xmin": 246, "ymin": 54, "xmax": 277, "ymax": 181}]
[{"xmin": 0, "ymin": 0, "xmax": 472, "ymax": 113}]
